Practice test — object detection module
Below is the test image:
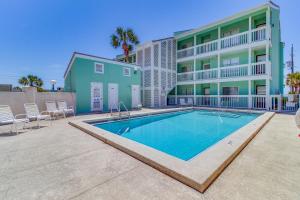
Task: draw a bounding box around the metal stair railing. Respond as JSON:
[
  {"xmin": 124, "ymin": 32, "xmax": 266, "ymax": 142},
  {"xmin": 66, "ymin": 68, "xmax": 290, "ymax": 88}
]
[{"xmin": 118, "ymin": 101, "xmax": 130, "ymax": 119}]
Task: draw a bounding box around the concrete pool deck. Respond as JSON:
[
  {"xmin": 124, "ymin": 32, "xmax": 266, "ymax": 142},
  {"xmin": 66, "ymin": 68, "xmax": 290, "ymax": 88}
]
[{"xmin": 0, "ymin": 108, "xmax": 300, "ymax": 199}]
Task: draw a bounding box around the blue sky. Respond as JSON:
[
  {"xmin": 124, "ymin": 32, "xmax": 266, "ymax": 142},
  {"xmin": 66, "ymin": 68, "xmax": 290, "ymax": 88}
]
[{"xmin": 0, "ymin": 0, "xmax": 298, "ymax": 89}]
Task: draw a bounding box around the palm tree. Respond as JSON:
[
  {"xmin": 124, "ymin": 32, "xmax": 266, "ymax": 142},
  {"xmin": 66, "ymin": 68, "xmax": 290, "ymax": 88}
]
[
  {"xmin": 18, "ymin": 75, "xmax": 44, "ymax": 89},
  {"xmin": 286, "ymin": 72, "xmax": 300, "ymax": 94},
  {"xmin": 110, "ymin": 27, "xmax": 139, "ymax": 62}
]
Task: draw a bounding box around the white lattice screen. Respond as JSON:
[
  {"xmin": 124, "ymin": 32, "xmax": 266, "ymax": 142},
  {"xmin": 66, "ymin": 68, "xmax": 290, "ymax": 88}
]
[{"xmin": 144, "ymin": 47, "xmax": 151, "ymax": 67}]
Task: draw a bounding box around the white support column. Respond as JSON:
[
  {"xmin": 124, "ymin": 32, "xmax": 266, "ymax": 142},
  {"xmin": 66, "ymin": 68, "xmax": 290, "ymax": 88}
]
[
  {"xmin": 150, "ymin": 46, "xmax": 155, "ymax": 108},
  {"xmin": 248, "ymin": 16, "xmax": 252, "ymax": 43},
  {"xmin": 218, "ymin": 26, "xmax": 221, "ymax": 50},
  {"xmin": 248, "ymin": 80, "xmax": 252, "ymax": 109},
  {"xmin": 217, "ymin": 27, "xmax": 221, "ymax": 79},
  {"xmin": 158, "ymin": 43, "xmax": 162, "ymax": 107},
  {"xmin": 266, "ymin": 79, "xmax": 270, "ymax": 110},
  {"xmin": 217, "ymin": 82, "xmax": 220, "ymax": 107},
  {"xmin": 248, "ymin": 47, "xmax": 251, "ymax": 76},
  {"xmin": 193, "ymin": 35, "xmax": 197, "ymax": 105},
  {"xmin": 266, "ymin": 6, "xmax": 271, "ymax": 77}
]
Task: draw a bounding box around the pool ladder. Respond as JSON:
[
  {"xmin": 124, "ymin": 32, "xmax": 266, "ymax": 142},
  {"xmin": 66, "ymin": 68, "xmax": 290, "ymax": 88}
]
[{"xmin": 110, "ymin": 101, "xmax": 130, "ymax": 119}]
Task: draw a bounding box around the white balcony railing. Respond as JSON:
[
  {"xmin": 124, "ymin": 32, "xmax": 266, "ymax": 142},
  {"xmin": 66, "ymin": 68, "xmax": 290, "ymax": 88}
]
[
  {"xmin": 196, "ymin": 68, "xmax": 218, "ymax": 80},
  {"xmin": 196, "ymin": 95, "xmax": 218, "ymax": 107},
  {"xmin": 252, "ymin": 95, "xmax": 266, "ymax": 109},
  {"xmin": 196, "ymin": 40, "xmax": 218, "ymax": 55},
  {"xmin": 168, "ymin": 94, "xmax": 300, "ymax": 112},
  {"xmin": 177, "ymin": 72, "xmax": 194, "ymax": 82},
  {"xmin": 220, "ymin": 95, "xmax": 249, "ymax": 108},
  {"xmin": 221, "ymin": 32, "xmax": 248, "ymax": 49},
  {"xmin": 220, "ymin": 64, "xmax": 248, "ymax": 78},
  {"xmin": 251, "ymin": 62, "xmax": 266, "ymax": 75},
  {"xmin": 176, "ymin": 27, "xmax": 267, "ymax": 60},
  {"xmin": 177, "ymin": 47, "xmax": 194, "ymax": 59},
  {"xmin": 251, "ymin": 26, "xmax": 266, "ymax": 42}
]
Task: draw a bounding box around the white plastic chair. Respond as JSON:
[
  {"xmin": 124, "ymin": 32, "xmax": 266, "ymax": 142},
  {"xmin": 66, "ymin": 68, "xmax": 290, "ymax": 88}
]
[
  {"xmin": 45, "ymin": 101, "xmax": 64, "ymax": 119},
  {"xmin": 0, "ymin": 105, "xmax": 29, "ymax": 134},
  {"xmin": 24, "ymin": 103, "xmax": 51, "ymax": 128},
  {"xmin": 187, "ymin": 98, "xmax": 194, "ymax": 106},
  {"xmin": 179, "ymin": 98, "xmax": 187, "ymax": 106},
  {"xmin": 57, "ymin": 100, "xmax": 75, "ymax": 117}
]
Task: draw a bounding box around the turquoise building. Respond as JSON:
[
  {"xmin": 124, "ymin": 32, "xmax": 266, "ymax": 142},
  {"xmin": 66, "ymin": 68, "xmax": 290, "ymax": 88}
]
[{"xmin": 64, "ymin": 52, "xmax": 141, "ymax": 114}]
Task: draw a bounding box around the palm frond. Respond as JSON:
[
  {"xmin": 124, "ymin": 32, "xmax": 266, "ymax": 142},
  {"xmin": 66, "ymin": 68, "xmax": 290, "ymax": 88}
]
[
  {"xmin": 128, "ymin": 44, "xmax": 133, "ymax": 52},
  {"xmin": 110, "ymin": 34, "xmax": 120, "ymax": 48},
  {"xmin": 116, "ymin": 27, "xmax": 124, "ymax": 40},
  {"xmin": 127, "ymin": 28, "xmax": 139, "ymax": 44}
]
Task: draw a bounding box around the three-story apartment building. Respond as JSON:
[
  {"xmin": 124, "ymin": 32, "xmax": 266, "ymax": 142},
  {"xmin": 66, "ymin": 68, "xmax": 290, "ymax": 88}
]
[{"xmin": 117, "ymin": 2, "xmax": 284, "ymax": 110}]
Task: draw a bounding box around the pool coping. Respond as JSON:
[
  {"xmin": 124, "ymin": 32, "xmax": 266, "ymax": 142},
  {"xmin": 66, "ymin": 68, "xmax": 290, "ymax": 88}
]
[{"xmin": 69, "ymin": 107, "xmax": 274, "ymax": 193}]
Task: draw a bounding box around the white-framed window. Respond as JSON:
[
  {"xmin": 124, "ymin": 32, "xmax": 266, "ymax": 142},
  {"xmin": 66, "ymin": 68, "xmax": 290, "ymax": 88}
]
[
  {"xmin": 223, "ymin": 57, "xmax": 240, "ymax": 67},
  {"xmin": 94, "ymin": 63, "xmax": 104, "ymax": 74},
  {"xmin": 123, "ymin": 67, "xmax": 131, "ymax": 77},
  {"xmin": 222, "ymin": 87, "xmax": 239, "ymax": 95}
]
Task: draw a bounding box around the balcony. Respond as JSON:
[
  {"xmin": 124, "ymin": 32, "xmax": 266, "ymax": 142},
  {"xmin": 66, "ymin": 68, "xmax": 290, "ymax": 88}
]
[
  {"xmin": 177, "ymin": 61, "xmax": 269, "ymax": 83},
  {"xmin": 177, "ymin": 47, "xmax": 194, "ymax": 59},
  {"xmin": 177, "ymin": 72, "xmax": 194, "ymax": 82},
  {"xmin": 196, "ymin": 68, "xmax": 218, "ymax": 80},
  {"xmin": 176, "ymin": 26, "xmax": 267, "ymax": 60},
  {"xmin": 196, "ymin": 40, "xmax": 218, "ymax": 55}
]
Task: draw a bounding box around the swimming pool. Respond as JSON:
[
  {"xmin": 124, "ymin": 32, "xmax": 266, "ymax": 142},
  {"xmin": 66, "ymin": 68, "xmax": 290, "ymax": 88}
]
[{"xmin": 93, "ymin": 110, "xmax": 259, "ymax": 160}]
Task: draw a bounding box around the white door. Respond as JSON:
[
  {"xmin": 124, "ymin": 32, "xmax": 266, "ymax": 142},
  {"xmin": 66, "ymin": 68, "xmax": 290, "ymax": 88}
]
[
  {"xmin": 108, "ymin": 83, "xmax": 119, "ymax": 110},
  {"xmin": 91, "ymin": 82, "xmax": 103, "ymax": 112},
  {"xmin": 131, "ymin": 85, "xmax": 140, "ymax": 108}
]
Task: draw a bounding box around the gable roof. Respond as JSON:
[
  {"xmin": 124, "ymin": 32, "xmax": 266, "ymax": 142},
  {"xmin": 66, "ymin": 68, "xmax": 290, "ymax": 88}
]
[{"xmin": 64, "ymin": 52, "xmax": 140, "ymax": 79}]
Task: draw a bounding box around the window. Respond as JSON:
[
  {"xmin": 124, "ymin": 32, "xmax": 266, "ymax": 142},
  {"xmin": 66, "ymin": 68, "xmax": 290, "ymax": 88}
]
[
  {"xmin": 203, "ymin": 63, "xmax": 210, "ymax": 70},
  {"xmin": 223, "ymin": 57, "xmax": 239, "ymax": 67},
  {"xmin": 123, "ymin": 67, "xmax": 131, "ymax": 76},
  {"xmin": 222, "ymin": 87, "xmax": 239, "ymax": 95},
  {"xmin": 95, "ymin": 63, "xmax": 104, "ymax": 74}
]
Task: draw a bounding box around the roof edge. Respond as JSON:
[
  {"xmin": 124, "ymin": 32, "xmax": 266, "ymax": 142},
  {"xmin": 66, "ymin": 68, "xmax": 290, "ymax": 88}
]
[
  {"xmin": 175, "ymin": 2, "xmax": 278, "ymax": 39},
  {"xmin": 63, "ymin": 52, "xmax": 140, "ymax": 79}
]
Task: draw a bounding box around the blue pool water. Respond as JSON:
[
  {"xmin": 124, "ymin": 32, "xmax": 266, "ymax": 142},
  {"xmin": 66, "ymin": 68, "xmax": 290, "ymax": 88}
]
[{"xmin": 93, "ymin": 110, "xmax": 259, "ymax": 160}]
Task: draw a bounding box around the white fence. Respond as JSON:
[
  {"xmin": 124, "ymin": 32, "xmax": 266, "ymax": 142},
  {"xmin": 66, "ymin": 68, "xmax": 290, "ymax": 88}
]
[
  {"xmin": 0, "ymin": 87, "xmax": 76, "ymax": 115},
  {"xmin": 168, "ymin": 94, "xmax": 299, "ymax": 112}
]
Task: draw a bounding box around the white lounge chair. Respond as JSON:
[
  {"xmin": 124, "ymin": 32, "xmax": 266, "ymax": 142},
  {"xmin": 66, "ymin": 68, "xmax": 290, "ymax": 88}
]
[
  {"xmin": 45, "ymin": 101, "xmax": 64, "ymax": 119},
  {"xmin": 57, "ymin": 100, "xmax": 75, "ymax": 117},
  {"xmin": 0, "ymin": 105, "xmax": 29, "ymax": 134},
  {"xmin": 187, "ymin": 98, "xmax": 194, "ymax": 106},
  {"xmin": 24, "ymin": 103, "xmax": 52, "ymax": 128},
  {"xmin": 179, "ymin": 98, "xmax": 187, "ymax": 106}
]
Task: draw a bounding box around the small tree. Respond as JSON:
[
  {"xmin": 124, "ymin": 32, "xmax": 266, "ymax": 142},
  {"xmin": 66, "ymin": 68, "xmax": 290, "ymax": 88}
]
[
  {"xmin": 110, "ymin": 27, "xmax": 139, "ymax": 62},
  {"xmin": 286, "ymin": 72, "xmax": 300, "ymax": 94},
  {"xmin": 18, "ymin": 75, "xmax": 44, "ymax": 91}
]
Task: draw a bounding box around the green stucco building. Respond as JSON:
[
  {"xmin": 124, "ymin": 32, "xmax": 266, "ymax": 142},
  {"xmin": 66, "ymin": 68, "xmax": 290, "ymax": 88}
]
[{"xmin": 64, "ymin": 52, "xmax": 141, "ymax": 114}]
